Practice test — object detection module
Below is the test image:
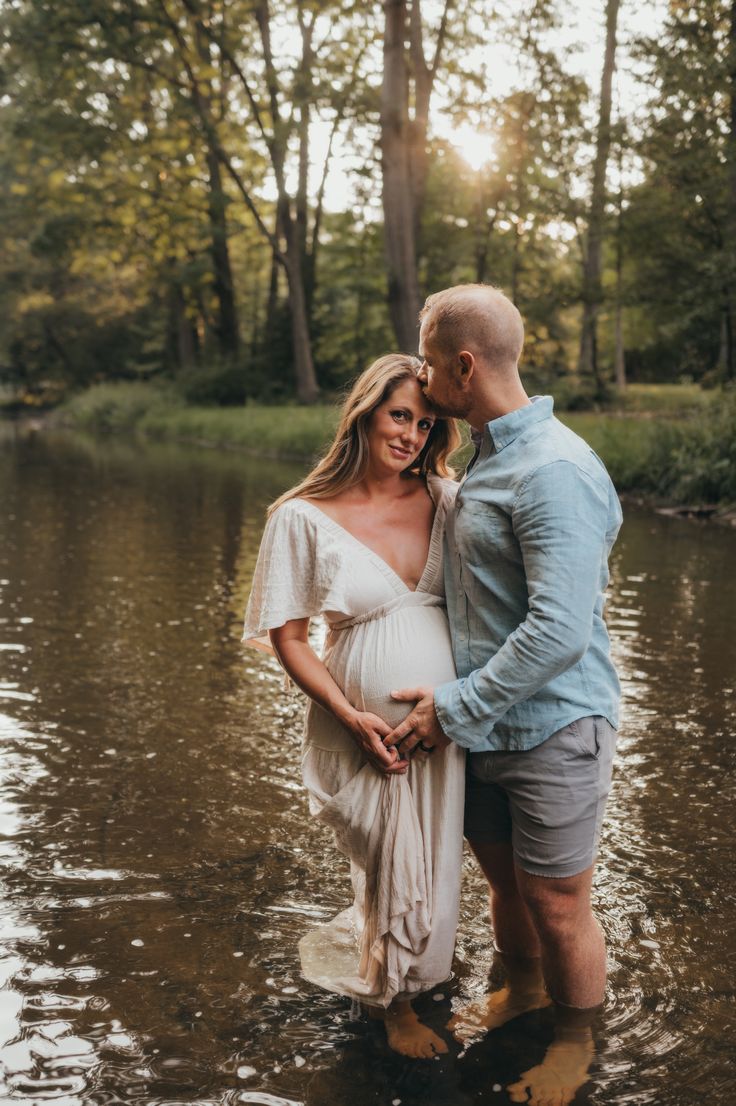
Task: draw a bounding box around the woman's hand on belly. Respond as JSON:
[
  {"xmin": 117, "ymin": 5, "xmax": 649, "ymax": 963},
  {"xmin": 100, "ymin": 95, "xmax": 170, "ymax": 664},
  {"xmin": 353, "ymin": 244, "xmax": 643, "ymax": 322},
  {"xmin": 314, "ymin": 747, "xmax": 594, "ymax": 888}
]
[
  {"xmin": 345, "ymin": 709, "xmax": 409, "ymax": 776},
  {"xmin": 270, "ymin": 622, "xmax": 405, "ymax": 775}
]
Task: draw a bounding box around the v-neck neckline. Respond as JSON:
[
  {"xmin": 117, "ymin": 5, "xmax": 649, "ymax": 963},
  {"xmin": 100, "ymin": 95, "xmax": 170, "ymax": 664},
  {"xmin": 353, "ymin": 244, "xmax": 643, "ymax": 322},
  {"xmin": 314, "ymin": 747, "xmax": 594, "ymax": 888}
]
[{"xmin": 297, "ymin": 483, "xmax": 444, "ymax": 596}]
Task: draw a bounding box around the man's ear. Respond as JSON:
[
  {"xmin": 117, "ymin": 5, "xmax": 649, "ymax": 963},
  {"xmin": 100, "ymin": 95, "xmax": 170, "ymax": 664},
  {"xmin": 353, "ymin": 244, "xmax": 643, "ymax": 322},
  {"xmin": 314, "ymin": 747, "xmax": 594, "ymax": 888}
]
[{"xmin": 458, "ymin": 350, "xmax": 475, "ymax": 384}]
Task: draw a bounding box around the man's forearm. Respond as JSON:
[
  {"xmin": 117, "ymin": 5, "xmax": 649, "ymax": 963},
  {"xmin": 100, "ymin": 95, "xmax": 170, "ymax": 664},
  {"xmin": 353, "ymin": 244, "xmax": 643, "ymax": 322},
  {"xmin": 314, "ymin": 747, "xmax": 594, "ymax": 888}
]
[{"xmin": 435, "ymin": 612, "xmax": 592, "ymax": 749}]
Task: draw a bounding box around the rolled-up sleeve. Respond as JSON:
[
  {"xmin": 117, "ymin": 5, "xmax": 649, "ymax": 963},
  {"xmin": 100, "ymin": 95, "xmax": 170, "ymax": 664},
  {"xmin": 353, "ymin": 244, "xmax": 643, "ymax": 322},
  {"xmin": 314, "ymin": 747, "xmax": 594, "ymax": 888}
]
[{"xmin": 434, "ymin": 460, "xmax": 610, "ymax": 749}]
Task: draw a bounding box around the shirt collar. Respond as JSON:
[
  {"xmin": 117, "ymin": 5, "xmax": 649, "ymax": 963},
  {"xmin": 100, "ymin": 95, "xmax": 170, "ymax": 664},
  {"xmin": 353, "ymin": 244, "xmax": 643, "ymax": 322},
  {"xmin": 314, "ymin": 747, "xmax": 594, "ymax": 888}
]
[{"xmin": 484, "ymin": 395, "xmax": 554, "ymax": 452}]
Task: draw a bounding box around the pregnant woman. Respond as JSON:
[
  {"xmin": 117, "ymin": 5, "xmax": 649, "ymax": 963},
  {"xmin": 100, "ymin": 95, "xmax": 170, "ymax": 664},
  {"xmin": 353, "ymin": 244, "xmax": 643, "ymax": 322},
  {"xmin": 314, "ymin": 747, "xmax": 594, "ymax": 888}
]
[{"xmin": 242, "ymin": 354, "xmax": 465, "ymax": 1059}]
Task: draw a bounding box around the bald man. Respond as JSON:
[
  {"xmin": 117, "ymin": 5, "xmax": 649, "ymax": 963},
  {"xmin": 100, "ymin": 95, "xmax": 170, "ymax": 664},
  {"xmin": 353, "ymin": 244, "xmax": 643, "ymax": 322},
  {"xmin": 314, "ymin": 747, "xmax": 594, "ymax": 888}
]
[{"xmin": 385, "ymin": 284, "xmax": 622, "ymax": 1097}]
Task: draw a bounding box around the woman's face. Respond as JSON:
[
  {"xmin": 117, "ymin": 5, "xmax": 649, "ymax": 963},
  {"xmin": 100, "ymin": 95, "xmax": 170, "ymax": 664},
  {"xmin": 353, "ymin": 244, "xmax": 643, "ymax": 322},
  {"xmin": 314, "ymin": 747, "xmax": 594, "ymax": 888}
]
[{"xmin": 365, "ymin": 377, "xmax": 437, "ymax": 475}]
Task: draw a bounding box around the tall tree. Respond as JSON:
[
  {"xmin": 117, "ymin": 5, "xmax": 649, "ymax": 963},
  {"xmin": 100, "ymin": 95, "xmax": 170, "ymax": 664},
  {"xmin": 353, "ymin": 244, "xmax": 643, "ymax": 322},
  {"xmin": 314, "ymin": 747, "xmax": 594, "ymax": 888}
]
[
  {"xmin": 625, "ymin": 1, "xmax": 735, "ymax": 383},
  {"xmin": 725, "ymin": 0, "xmax": 736, "ymax": 379},
  {"xmin": 380, "ymin": 0, "xmax": 452, "ymax": 350},
  {"xmin": 613, "ymin": 114, "xmax": 626, "ymax": 390},
  {"xmin": 578, "ymin": 0, "xmax": 621, "ymax": 386}
]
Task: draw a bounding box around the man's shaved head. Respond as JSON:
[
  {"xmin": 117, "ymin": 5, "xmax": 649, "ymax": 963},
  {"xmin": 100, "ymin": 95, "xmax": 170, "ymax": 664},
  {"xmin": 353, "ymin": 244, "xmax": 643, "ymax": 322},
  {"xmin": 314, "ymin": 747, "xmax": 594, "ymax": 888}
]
[{"xmin": 420, "ymin": 284, "xmax": 524, "ymax": 372}]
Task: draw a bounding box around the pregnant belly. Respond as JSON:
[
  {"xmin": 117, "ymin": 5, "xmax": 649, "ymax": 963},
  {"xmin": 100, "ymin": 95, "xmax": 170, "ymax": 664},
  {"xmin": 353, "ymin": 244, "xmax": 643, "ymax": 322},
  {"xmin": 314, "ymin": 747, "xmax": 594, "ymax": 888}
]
[{"xmin": 327, "ymin": 606, "xmax": 457, "ymax": 729}]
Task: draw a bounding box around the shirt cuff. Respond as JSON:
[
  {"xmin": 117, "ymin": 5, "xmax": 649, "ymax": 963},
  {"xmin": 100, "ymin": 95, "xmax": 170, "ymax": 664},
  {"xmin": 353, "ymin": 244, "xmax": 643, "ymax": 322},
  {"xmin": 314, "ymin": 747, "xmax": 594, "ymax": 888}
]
[{"xmin": 434, "ymin": 678, "xmax": 493, "ymax": 751}]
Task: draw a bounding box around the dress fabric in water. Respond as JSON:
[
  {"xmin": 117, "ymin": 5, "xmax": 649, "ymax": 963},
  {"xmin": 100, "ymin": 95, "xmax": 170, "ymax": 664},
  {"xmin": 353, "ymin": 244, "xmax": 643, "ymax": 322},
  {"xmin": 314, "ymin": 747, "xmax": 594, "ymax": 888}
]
[{"xmin": 242, "ymin": 474, "xmax": 465, "ymax": 1008}]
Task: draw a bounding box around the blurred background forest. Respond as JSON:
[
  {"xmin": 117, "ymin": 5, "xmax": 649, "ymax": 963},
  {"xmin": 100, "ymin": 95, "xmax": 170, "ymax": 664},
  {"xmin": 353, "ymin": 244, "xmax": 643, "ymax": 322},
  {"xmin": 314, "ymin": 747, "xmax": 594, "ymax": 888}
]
[{"xmin": 3, "ymin": 0, "xmax": 736, "ymax": 412}]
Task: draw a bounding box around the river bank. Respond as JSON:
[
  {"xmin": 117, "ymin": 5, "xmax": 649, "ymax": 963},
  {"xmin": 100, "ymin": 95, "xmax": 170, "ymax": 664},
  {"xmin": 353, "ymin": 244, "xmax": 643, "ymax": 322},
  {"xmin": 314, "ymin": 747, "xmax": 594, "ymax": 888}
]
[{"xmin": 30, "ymin": 380, "xmax": 736, "ymax": 517}]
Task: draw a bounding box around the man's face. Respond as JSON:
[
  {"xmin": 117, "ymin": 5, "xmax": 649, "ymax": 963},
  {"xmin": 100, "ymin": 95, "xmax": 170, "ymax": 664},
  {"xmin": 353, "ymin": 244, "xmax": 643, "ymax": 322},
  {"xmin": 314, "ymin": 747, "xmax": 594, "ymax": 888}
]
[{"xmin": 417, "ymin": 322, "xmax": 473, "ymax": 419}]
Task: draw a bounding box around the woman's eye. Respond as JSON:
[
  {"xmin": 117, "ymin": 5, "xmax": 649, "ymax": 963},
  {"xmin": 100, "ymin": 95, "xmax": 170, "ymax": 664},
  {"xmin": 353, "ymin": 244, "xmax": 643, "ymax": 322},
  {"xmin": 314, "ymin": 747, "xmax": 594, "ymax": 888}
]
[
  {"xmin": 390, "ymin": 410, "xmax": 408, "ymax": 421},
  {"xmin": 419, "ymin": 420, "xmax": 434, "ymax": 432}
]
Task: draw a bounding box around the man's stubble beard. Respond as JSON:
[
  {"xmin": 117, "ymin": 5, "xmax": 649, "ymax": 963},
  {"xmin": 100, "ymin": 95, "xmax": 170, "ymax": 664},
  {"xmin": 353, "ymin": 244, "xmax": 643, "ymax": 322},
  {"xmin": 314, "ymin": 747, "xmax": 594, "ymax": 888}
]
[{"xmin": 422, "ymin": 387, "xmax": 473, "ymax": 421}]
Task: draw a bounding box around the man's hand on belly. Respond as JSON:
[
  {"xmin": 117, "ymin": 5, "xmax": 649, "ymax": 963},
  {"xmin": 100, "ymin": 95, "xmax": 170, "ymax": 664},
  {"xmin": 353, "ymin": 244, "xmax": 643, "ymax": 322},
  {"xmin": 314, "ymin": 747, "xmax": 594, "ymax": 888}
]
[{"xmin": 384, "ymin": 687, "xmax": 452, "ymax": 756}]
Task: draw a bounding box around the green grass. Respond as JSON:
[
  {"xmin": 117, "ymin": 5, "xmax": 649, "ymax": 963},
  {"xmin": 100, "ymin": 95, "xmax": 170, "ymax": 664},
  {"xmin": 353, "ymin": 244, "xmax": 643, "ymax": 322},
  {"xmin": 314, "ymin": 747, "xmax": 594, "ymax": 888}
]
[
  {"xmin": 56, "ymin": 381, "xmax": 736, "ymax": 506},
  {"xmin": 561, "ymin": 413, "xmax": 685, "ymax": 494},
  {"xmin": 140, "ymin": 403, "xmax": 340, "ymax": 458},
  {"xmin": 58, "ymin": 382, "xmax": 340, "ymax": 459},
  {"xmin": 55, "ymin": 381, "xmax": 179, "ymax": 432},
  {"xmin": 615, "ymin": 382, "xmax": 714, "ymax": 418}
]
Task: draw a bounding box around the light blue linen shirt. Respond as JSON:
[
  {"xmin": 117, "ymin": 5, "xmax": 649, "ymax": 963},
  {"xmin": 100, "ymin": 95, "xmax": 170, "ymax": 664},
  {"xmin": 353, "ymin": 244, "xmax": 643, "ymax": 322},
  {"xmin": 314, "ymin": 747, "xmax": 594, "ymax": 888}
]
[{"xmin": 434, "ymin": 396, "xmax": 622, "ymax": 753}]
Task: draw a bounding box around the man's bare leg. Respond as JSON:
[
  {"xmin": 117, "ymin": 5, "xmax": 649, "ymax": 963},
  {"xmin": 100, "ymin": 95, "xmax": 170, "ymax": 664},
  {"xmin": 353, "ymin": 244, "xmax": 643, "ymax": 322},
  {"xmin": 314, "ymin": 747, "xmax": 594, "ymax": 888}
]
[
  {"xmin": 448, "ymin": 841, "xmax": 551, "ymax": 1042},
  {"xmin": 471, "ymin": 841, "xmax": 541, "ymax": 957},
  {"xmin": 515, "ymin": 863, "xmax": 605, "ymax": 1009},
  {"xmin": 505, "ymin": 863, "xmax": 603, "ymax": 1103}
]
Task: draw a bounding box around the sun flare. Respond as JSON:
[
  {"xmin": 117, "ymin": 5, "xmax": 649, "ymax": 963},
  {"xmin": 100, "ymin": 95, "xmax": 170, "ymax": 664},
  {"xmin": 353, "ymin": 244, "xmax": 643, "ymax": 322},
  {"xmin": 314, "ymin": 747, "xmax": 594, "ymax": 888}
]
[{"xmin": 452, "ymin": 125, "xmax": 495, "ymax": 172}]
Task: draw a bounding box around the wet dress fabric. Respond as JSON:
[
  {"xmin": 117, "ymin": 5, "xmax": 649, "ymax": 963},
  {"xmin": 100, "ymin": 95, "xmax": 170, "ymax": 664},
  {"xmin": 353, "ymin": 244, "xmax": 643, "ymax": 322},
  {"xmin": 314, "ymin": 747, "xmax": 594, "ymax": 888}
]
[{"xmin": 242, "ymin": 475, "xmax": 465, "ymax": 1008}]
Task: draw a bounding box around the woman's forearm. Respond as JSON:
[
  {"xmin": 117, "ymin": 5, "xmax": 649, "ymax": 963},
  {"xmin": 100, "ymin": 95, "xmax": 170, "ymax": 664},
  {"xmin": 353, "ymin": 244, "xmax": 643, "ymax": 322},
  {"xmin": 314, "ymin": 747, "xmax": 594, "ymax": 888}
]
[
  {"xmin": 270, "ymin": 637, "xmax": 358, "ymax": 730},
  {"xmin": 268, "ymin": 622, "xmax": 405, "ymax": 774}
]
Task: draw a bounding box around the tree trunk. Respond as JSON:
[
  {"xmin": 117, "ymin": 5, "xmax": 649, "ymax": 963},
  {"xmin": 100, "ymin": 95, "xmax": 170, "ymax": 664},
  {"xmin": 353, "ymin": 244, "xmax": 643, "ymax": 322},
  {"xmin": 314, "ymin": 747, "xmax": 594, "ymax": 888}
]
[
  {"xmin": 474, "ymin": 175, "xmax": 496, "ymax": 284},
  {"xmin": 285, "ymin": 244, "xmax": 320, "ymax": 403},
  {"xmin": 295, "ymin": 8, "xmax": 313, "ymax": 307},
  {"xmin": 205, "ymin": 148, "xmax": 240, "ymax": 358},
  {"xmin": 510, "ymin": 217, "xmax": 522, "ymax": 305},
  {"xmin": 407, "ymin": 0, "xmax": 452, "ymax": 246},
  {"xmin": 166, "ymin": 280, "xmax": 197, "ymax": 371},
  {"xmin": 578, "ymin": 0, "xmax": 621, "ymax": 386},
  {"xmin": 379, "ymin": 0, "xmax": 452, "ymax": 349},
  {"xmin": 381, "ymin": 0, "xmax": 421, "ymax": 350},
  {"xmin": 264, "ymin": 244, "xmax": 280, "ymax": 347},
  {"xmin": 614, "ymin": 119, "xmax": 626, "ymax": 391},
  {"xmin": 726, "ymin": 0, "xmax": 736, "ymax": 380},
  {"xmin": 614, "ymin": 303, "xmax": 625, "ymax": 390},
  {"xmin": 195, "ymin": 19, "xmax": 240, "ymax": 359},
  {"xmin": 255, "ymin": 0, "xmax": 320, "ymax": 400}
]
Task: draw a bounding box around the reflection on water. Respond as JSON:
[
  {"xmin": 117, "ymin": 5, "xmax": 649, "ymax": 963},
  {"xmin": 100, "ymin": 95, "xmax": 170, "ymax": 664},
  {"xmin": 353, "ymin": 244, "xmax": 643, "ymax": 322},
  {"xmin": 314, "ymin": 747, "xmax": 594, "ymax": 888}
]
[{"xmin": 0, "ymin": 423, "xmax": 734, "ymax": 1104}]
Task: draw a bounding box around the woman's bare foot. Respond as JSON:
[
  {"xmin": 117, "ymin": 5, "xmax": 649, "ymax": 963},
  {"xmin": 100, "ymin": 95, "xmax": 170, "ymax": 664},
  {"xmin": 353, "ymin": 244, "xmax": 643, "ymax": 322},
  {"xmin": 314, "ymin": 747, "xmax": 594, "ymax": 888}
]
[
  {"xmin": 377, "ymin": 1001, "xmax": 449, "ymax": 1059},
  {"xmin": 448, "ymin": 983, "xmax": 552, "ymax": 1043},
  {"xmin": 507, "ymin": 1030, "xmax": 595, "ymax": 1105}
]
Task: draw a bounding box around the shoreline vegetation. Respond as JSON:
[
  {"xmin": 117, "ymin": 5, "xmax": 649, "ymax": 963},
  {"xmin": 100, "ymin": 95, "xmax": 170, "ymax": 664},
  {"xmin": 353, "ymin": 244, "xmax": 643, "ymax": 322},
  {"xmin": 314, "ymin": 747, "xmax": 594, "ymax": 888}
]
[{"xmin": 22, "ymin": 380, "xmax": 736, "ymax": 520}]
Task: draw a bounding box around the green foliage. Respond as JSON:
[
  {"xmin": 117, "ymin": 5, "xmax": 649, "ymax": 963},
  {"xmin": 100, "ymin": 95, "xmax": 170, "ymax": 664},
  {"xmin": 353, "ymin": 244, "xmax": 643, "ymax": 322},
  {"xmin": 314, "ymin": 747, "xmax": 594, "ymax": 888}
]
[
  {"xmin": 617, "ymin": 383, "xmax": 714, "ymax": 417},
  {"xmin": 312, "ymin": 207, "xmax": 395, "ymax": 385},
  {"xmin": 2, "ymin": 0, "xmax": 736, "ymax": 407},
  {"xmin": 58, "ymin": 382, "xmax": 182, "ymax": 433},
  {"xmin": 623, "ymin": 1, "xmax": 734, "ymax": 382},
  {"xmin": 57, "ymin": 381, "xmax": 736, "ymax": 506},
  {"xmin": 551, "ymin": 377, "xmax": 603, "ymax": 412},
  {"xmin": 670, "ymin": 390, "xmax": 736, "ymax": 502},
  {"xmin": 174, "ymin": 361, "xmax": 250, "ymax": 407},
  {"xmin": 139, "ymin": 404, "xmax": 341, "ymax": 460},
  {"xmin": 562, "ymin": 414, "xmax": 686, "ymax": 494},
  {"xmin": 561, "ymin": 389, "xmax": 736, "ymax": 504}
]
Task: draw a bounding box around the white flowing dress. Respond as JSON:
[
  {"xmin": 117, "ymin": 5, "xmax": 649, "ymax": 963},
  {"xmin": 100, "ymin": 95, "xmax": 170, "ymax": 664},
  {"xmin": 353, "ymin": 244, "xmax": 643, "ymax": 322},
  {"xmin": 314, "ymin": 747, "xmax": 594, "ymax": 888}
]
[{"xmin": 242, "ymin": 475, "xmax": 465, "ymax": 1008}]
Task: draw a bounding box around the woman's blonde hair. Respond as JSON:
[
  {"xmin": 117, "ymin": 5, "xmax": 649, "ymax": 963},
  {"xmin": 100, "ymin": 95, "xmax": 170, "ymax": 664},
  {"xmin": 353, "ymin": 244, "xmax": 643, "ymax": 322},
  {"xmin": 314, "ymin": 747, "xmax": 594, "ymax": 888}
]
[{"xmin": 269, "ymin": 353, "xmax": 461, "ymax": 514}]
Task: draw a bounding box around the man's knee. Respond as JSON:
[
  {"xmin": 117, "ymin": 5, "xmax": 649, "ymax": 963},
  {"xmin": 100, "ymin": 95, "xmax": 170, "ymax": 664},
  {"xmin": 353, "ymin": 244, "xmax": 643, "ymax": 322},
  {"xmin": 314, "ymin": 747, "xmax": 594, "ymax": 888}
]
[{"xmin": 516, "ymin": 866, "xmax": 594, "ymax": 939}]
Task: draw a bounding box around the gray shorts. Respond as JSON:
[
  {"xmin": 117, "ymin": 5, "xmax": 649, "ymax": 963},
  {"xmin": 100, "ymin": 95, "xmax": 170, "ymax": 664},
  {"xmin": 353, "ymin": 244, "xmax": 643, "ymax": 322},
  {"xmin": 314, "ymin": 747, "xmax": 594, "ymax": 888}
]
[{"xmin": 464, "ymin": 716, "xmax": 617, "ymax": 879}]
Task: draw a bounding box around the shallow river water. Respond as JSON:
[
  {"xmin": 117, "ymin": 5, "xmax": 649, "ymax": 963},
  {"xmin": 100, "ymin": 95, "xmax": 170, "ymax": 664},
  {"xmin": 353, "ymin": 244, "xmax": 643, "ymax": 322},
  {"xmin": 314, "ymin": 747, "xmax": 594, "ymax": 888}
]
[{"xmin": 0, "ymin": 425, "xmax": 734, "ymax": 1106}]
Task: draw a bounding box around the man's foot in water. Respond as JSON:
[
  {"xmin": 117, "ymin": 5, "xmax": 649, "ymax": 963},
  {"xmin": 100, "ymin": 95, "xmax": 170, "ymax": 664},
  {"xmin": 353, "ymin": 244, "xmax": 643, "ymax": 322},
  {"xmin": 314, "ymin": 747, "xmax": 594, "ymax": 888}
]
[
  {"xmin": 376, "ymin": 1001, "xmax": 449, "ymax": 1059},
  {"xmin": 507, "ymin": 1028, "xmax": 595, "ymax": 1105},
  {"xmin": 448, "ymin": 983, "xmax": 552, "ymax": 1043},
  {"xmin": 448, "ymin": 953, "xmax": 551, "ymax": 1044}
]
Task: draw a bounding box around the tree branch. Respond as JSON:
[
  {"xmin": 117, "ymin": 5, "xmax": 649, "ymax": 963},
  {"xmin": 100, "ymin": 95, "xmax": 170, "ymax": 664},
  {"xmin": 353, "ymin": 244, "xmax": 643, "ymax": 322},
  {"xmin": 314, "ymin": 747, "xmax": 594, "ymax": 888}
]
[
  {"xmin": 179, "ymin": 0, "xmax": 270, "ymax": 148},
  {"xmin": 155, "ymin": 0, "xmax": 284, "ymax": 261}
]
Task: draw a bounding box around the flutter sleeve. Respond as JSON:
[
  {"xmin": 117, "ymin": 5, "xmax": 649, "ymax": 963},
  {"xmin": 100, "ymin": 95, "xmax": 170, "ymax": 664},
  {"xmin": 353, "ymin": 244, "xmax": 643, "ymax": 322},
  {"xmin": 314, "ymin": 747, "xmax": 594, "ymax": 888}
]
[{"xmin": 242, "ymin": 500, "xmax": 325, "ymax": 655}]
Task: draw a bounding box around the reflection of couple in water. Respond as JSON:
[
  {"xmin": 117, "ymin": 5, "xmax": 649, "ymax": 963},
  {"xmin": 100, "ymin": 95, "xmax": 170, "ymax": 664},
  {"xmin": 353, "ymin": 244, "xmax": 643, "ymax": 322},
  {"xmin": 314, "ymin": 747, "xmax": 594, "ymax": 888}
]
[{"xmin": 244, "ymin": 284, "xmax": 621, "ymax": 1103}]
